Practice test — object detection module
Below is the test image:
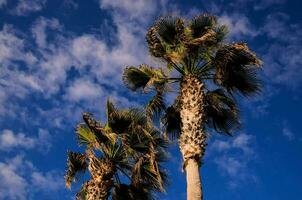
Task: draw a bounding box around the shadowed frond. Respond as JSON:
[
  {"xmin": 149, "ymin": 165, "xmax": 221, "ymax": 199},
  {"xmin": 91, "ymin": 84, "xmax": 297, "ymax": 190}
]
[
  {"xmin": 161, "ymin": 97, "xmax": 181, "ymax": 140},
  {"xmin": 123, "ymin": 64, "xmax": 168, "ymax": 92},
  {"xmin": 188, "ymin": 14, "xmax": 228, "ymax": 48},
  {"xmin": 146, "ymin": 26, "xmax": 166, "ymax": 58},
  {"xmin": 214, "ymin": 42, "xmax": 262, "ymax": 95},
  {"xmin": 112, "ymin": 184, "xmax": 154, "ymax": 200},
  {"xmin": 205, "ymin": 89, "xmax": 241, "ymax": 135},
  {"xmin": 214, "ymin": 25, "xmax": 228, "ymax": 43},
  {"xmin": 155, "ymin": 15, "xmax": 185, "ymax": 45},
  {"xmin": 82, "ymin": 112, "xmax": 108, "ymax": 142},
  {"xmin": 106, "ymin": 98, "xmax": 117, "ymax": 122},
  {"xmin": 108, "ymin": 110, "xmax": 133, "ymax": 135},
  {"xmin": 64, "ymin": 151, "xmax": 87, "ymax": 189},
  {"xmin": 131, "ymin": 155, "xmax": 168, "ymax": 192},
  {"xmin": 189, "ymin": 14, "xmax": 218, "ymax": 39},
  {"xmin": 146, "ymin": 90, "xmax": 166, "ymax": 118}
]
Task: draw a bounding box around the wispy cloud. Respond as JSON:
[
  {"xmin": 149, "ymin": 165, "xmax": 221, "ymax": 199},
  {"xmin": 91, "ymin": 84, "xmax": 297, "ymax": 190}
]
[
  {"xmin": 209, "ymin": 134, "xmax": 258, "ymax": 188},
  {"xmin": 0, "ymin": 129, "xmax": 51, "ymax": 152},
  {"xmin": 10, "ymin": 0, "xmax": 47, "ymax": 16},
  {"xmin": 282, "ymin": 122, "xmax": 296, "ymax": 141},
  {"xmin": 0, "ymin": 0, "xmax": 7, "ymax": 8},
  {"xmin": 218, "ymin": 14, "xmax": 259, "ymax": 39},
  {"xmin": 0, "ymin": 155, "xmax": 64, "ymax": 200},
  {"xmin": 261, "ymin": 12, "xmax": 302, "ymax": 90}
]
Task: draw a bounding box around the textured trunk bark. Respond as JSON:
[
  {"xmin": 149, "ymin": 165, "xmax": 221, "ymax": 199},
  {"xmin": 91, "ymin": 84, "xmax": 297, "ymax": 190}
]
[
  {"xmin": 186, "ymin": 159, "xmax": 202, "ymax": 200},
  {"xmin": 85, "ymin": 150, "xmax": 114, "ymax": 200},
  {"xmin": 179, "ymin": 75, "xmax": 206, "ymax": 200}
]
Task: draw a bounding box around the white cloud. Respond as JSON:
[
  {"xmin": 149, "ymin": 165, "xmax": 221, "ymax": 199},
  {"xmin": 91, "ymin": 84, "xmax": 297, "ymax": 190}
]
[
  {"xmin": 0, "ymin": 155, "xmax": 63, "ymax": 200},
  {"xmin": 261, "ymin": 13, "xmax": 302, "ymax": 89},
  {"xmin": 0, "ymin": 24, "xmax": 37, "ymax": 65},
  {"xmin": 99, "ymin": 0, "xmax": 157, "ymax": 20},
  {"xmin": 211, "ymin": 134, "xmax": 254, "ymax": 155},
  {"xmin": 0, "ymin": 0, "xmax": 162, "ymax": 130},
  {"xmin": 0, "ymin": 156, "xmax": 28, "ymax": 200},
  {"xmin": 0, "ymin": 129, "xmax": 51, "ymax": 152},
  {"xmin": 209, "ymin": 134, "xmax": 257, "ymax": 187},
  {"xmin": 31, "ymin": 17, "xmax": 62, "ymax": 48},
  {"xmin": 218, "ymin": 14, "xmax": 259, "ymax": 39},
  {"xmin": 0, "ymin": 130, "xmax": 36, "ymax": 150},
  {"xmin": 31, "ymin": 171, "xmax": 63, "ymax": 191},
  {"xmin": 65, "ymin": 78, "xmax": 103, "ymax": 102},
  {"xmin": 0, "ymin": 0, "xmax": 7, "ymax": 8},
  {"xmin": 254, "ymin": 0, "xmax": 285, "ymax": 10},
  {"xmin": 11, "ymin": 0, "xmax": 47, "ymax": 16},
  {"xmin": 282, "ymin": 127, "xmax": 295, "ymax": 141}
]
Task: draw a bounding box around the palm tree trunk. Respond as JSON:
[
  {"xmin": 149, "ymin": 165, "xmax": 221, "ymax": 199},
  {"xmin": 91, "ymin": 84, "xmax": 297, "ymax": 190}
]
[
  {"xmin": 186, "ymin": 159, "xmax": 202, "ymax": 200},
  {"xmin": 179, "ymin": 75, "xmax": 207, "ymax": 200},
  {"xmin": 86, "ymin": 150, "xmax": 115, "ymax": 200}
]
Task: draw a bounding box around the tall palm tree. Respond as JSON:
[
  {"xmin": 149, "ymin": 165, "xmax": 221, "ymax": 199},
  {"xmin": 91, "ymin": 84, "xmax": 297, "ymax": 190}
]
[
  {"xmin": 123, "ymin": 14, "xmax": 262, "ymax": 200},
  {"xmin": 64, "ymin": 100, "xmax": 168, "ymax": 200}
]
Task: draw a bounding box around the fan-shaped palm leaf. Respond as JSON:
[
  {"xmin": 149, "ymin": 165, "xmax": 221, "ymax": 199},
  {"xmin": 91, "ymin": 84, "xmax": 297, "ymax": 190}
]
[
  {"xmin": 189, "ymin": 14, "xmax": 217, "ymax": 38},
  {"xmin": 155, "ymin": 15, "xmax": 185, "ymax": 45},
  {"xmin": 205, "ymin": 89, "xmax": 241, "ymax": 135},
  {"xmin": 214, "ymin": 42, "xmax": 262, "ymax": 95},
  {"xmin": 123, "ymin": 64, "xmax": 168, "ymax": 92},
  {"xmin": 76, "ymin": 124, "xmax": 98, "ymax": 147}
]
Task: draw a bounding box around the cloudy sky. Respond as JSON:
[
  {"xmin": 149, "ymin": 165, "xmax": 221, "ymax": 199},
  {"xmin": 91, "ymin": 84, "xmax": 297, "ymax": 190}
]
[{"xmin": 0, "ymin": 0, "xmax": 301, "ymax": 199}]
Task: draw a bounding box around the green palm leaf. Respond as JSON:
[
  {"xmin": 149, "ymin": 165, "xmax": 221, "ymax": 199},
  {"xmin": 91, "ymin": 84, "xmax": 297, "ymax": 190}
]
[
  {"xmin": 82, "ymin": 112, "xmax": 108, "ymax": 142},
  {"xmin": 76, "ymin": 124, "xmax": 98, "ymax": 147},
  {"xmin": 123, "ymin": 64, "xmax": 168, "ymax": 92}
]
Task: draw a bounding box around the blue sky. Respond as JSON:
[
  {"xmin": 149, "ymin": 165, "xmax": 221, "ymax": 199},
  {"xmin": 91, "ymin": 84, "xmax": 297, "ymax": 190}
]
[{"xmin": 0, "ymin": 0, "xmax": 301, "ymax": 199}]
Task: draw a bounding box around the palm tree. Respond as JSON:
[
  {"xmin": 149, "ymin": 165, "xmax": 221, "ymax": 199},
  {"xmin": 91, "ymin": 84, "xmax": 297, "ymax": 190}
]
[
  {"xmin": 123, "ymin": 14, "xmax": 262, "ymax": 200},
  {"xmin": 64, "ymin": 100, "xmax": 168, "ymax": 200}
]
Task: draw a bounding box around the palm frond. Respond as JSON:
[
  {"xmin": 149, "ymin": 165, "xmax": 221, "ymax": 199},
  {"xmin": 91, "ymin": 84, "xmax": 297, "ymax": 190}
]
[
  {"xmin": 123, "ymin": 64, "xmax": 168, "ymax": 92},
  {"xmin": 214, "ymin": 42, "xmax": 262, "ymax": 96},
  {"xmin": 64, "ymin": 151, "xmax": 87, "ymax": 189},
  {"xmin": 155, "ymin": 15, "xmax": 185, "ymax": 45},
  {"xmin": 146, "ymin": 26, "xmax": 165, "ymax": 58},
  {"xmin": 106, "ymin": 98, "xmax": 117, "ymax": 123},
  {"xmin": 205, "ymin": 89, "xmax": 241, "ymax": 135},
  {"xmin": 108, "ymin": 110, "xmax": 134, "ymax": 135},
  {"xmin": 214, "ymin": 25, "xmax": 228, "ymax": 43},
  {"xmin": 131, "ymin": 156, "xmax": 168, "ymax": 192},
  {"xmin": 146, "ymin": 90, "xmax": 166, "ymax": 118},
  {"xmin": 161, "ymin": 97, "xmax": 181, "ymax": 140},
  {"xmin": 76, "ymin": 124, "xmax": 98, "ymax": 147},
  {"xmin": 189, "ymin": 14, "xmax": 218, "ymax": 39},
  {"xmin": 82, "ymin": 112, "xmax": 108, "ymax": 142},
  {"xmin": 112, "ymin": 184, "xmax": 154, "ymax": 200},
  {"xmin": 75, "ymin": 181, "xmax": 88, "ymax": 200}
]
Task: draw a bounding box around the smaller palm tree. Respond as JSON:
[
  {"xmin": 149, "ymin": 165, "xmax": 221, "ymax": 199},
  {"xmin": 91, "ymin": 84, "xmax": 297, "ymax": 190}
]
[{"xmin": 64, "ymin": 99, "xmax": 168, "ymax": 200}]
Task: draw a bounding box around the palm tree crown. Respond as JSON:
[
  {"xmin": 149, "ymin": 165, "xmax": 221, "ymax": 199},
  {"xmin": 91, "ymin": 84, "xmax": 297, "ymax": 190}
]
[
  {"xmin": 123, "ymin": 13, "xmax": 262, "ymax": 139},
  {"xmin": 64, "ymin": 99, "xmax": 168, "ymax": 200}
]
